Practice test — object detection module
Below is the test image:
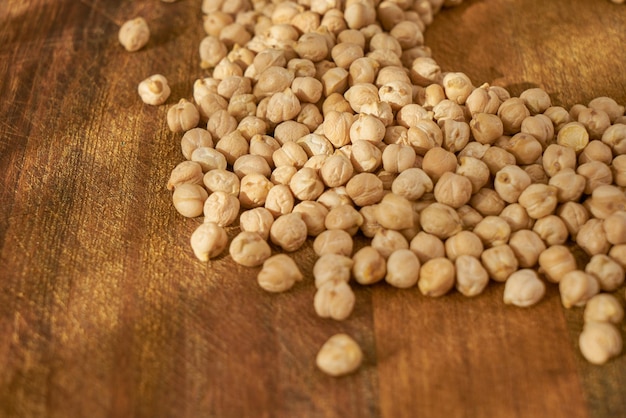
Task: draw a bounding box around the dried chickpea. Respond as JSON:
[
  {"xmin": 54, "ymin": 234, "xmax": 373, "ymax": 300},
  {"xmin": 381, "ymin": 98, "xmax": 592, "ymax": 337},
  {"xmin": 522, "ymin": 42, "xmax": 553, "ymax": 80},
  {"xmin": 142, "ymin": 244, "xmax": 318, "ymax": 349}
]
[
  {"xmin": 588, "ymin": 96, "xmax": 625, "ymax": 123},
  {"xmin": 229, "ymin": 231, "xmax": 271, "ymax": 268},
  {"xmin": 532, "ymin": 215, "xmax": 569, "ymax": 246},
  {"xmin": 203, "ymin": 191, "xmax": 240, "ymax": 227},
  {"xmin": 293, "ymin": 201, "xmax": 329, "ymax": 237},
  {"xmin": 190, "ymin": 222, "xmax": 228, "ymax": 262},
  {"xmin": 215, "ymin": 130, "xmax": 249, "ymax": 166},
  {"xmin": 239, "ymin": 173, "xmax": 273, "ymax": 209},
  {"xmin": 497, "ymin": 132, "xmax": 542, "ymax": 165},
  {"xmin": 584, "ymin": 294, "xmax": 624, "ymax": 324},
  {"xmin": 314, "ymin": 254, "xmax": 354, "ymax": 288},
  {"xmin": 578, "ymin": 108, "xmax": 611, "ymax": 140},
  {"xmin": 181, "ymin": 128, "xmax": 214, "ymax": 161},
  {"xmin": 469, "ymin": 188, "xmax": 506, "ymax": 217},
  {"xmin": 455, "ymin": 255, "xmax": 489, "ymax": 297},
  {"xmin": 418, "ymin": 257, "xmax": 455, "ymax": 297},
  {"xmin": 239, "ymin": 207, "xmax": 274, "ymax": 241},
  {"xmin": 138, "ymin": 74, "xmax": 171, "ymax": 106},
  {"xmin": 391, "ymin": 167, "xmax": 433, "ymax": 201},
  {"xmin": 481, "ymin": 146, "xmax": 516, "ymax": 176},
  {"xmin": 444, "ymin": 230, "xmax": 483, "ymax": 261},
  {"xmin": 612, "ymin": 155, "xmax": 626, "ymax": 187},
  {"xmin": 473, "ymin": 216, "xmax": 511, "ymax": 248},
  {"xmin": 499, "ymin": 203, "xmax": 534, "ymax": 232},
  {"xmin": 432, "ymin": 99, "xmax": 464, "ymax": 122},
  {"xmin": 498, "ymin": 97, "xmax": 530, "ymax": 135},
  {"xmin": 317, "ymin": 186, "xmax": 353, "ymax": 210},
  {"xmin": 481, "ymin": 244, "xmax": 518, "ymax": 282},
  {"xmin": 374, "ymin": 193, "xmax": 414, "ymax": 231},
  {"xmin": 199, "ymin": 36, "xmax": 228, "ymax": 69},
  {"xmin": 325, "ymin": 204, "xmax": 364, "ymax": 236},
  {"xmin": 465, "ymin": 84, "xmax": 501, "ymax": 115},
  {"xmin": 601, "ymin": 123, "xmax": 626, "ymax": 154},
  {"xmin": 271, "ymin": 165, "xmax": 297, "ymax": 186},
  {"xmin": 577, "ymin": 219, "xmax": 610, "ymax": 256},
  {"xmin": 119, "ymin": 17, "xmax": 150, "ymax": 52},
  {"xmin": 520, "ymin": 114, "xmax": 554, "ymax": 149},
  {"xmin": 419, "ymin": 202, "xmax": 463, "ymax": 239},
  {"xmin": 172, "ymin": 183, "xmax": 208, "ymax": 218},
  {"xmin": 577, "ymin": 161, "xmax": 613, "ymax": 194},
  {"xmin": 508, "ymin": 229, "xmax": 546, "ymax": 268},
  {"xmin": 557, "ymin": 122, "xmax": 589, "ymax": 153},
  {"xmin": 385, "ymin": 249, "xmax": 420, "ymax": 289},
  {"xmin": 517, "ymin": 184, "xmax": 558, "ymax": 219},
  {"xmin": 579, "ymin": 322, "xmax": 623, "ymax": 365},
  {"xmin": 548, "ymin": 168, "xmax": 586, "ymax": 203},
  {"xmin": 433, "ymin": 172, "xmax": 472, "ymax": 209},
  {"xmin": 422, "ymin": 147, "xmax": 457, "ymax": 183},
  {"xmin": 586, "ymin": 185, "xmax": 626, "ymax": 220},
  {"xmin": 258, "ymin": 254, "xmax": 303, "ymax": 293},
  {"xmin": 371, "ymin": 229, "xmax": 409, "ymax": 259},
  {"xmin": 269, "ymin": 213, "xmax": 308, "ymax": 252},
  {"xmin": 290, "ymin": 167, "xmax": 325, "ymax": 201},
  {"xmin": 559, "ymin": 270, "xmax": 600, "ymax": 308},
  {"xmin": 167, "ymin": 99, "xmax": 200, "ymax": 133},
  {"xmin": 494, "ymin": 165, "xmax": 532, "ymax": 203},
  {"xmin": 538, "ymin": 245, "xmax": 577, "ymax": 283},
  {"xmin": 610, "ymin": 245, "xmax": 626, "ymax": 270},
  {"xmin": 345, "ymin": 172, "xmax": 384, "ymax": 207},
  {"xmin": 519, "ymin": 88, "xmax": 551, "ymax": 115},
  {"xmin": 316, "ymin": 334, "xmax": 363, "ymax": 377},
  {"xmin": 264, "ymin": 184, "xmax": 295, "ymax": 218},
  {"xmin": 410, "ymin": 56, "xmax": 442, "ymax": 87},
  {"xmin": 557, "ymin": 201, "xmax": 589, "ymax": 239},
  {"xmin": 603, "ymin": 211, "xmax": 626, "ymax": 245},
  {"xmin": 314, "ymin": 279, "xmax": 356, "ymax": 321},
  {"xmin": 352, "ymin": 246, "xmax": 386, "ymax": 285},
  {"xmin": 456, "ymin": 156, "xmax": 490, "ymax": 194},
  {"xmin": 191, "ymin": 147, "xmax": 228, "ymax": 172},
  {"xmin": 314, "ymin": 229, "xmax": 354, "ymax": 257},
  {"xmin": 442, "ymin": 72, "xmax": 473, "ymax": 105},
  {"xmin": 167, "ymin": 161, "xmax": 204, "ymax": 191},
  {"xmin": 579, "ymin": 140, "xmax": 613, "ymax": 165},
  {"xmin": 503, "ymin": 269, "xmax": 546, "ymax": 307},
  {"xmin": 266, "ymin": 88, "xmax": 302, "ymax": 124},
  {"xmin": 381, "ymin": 144, "xmax": 416, "ymax": 173},
  {"xmin": 585, "ymin": 254, "xmax": 625, "ymax": 292}
]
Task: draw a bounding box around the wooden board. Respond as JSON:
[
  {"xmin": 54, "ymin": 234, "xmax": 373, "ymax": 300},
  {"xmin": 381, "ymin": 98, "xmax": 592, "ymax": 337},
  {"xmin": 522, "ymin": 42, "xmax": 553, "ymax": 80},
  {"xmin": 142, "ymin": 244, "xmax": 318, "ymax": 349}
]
[{"xmin": 0, "ymin": 0, "xmax": 625, "ymax": 417}]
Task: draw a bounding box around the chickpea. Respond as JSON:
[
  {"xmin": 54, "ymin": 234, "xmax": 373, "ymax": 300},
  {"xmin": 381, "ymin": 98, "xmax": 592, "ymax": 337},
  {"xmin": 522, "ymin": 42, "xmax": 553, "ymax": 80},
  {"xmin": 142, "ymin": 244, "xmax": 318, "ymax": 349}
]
[
  {"xmin": 190, "ymin": 222, "xmax": 228, "ymax": 262},
  {"xmin": 346, "ymin": 172, "xmax": 384, "ymax": 207},
  {"xmin": 422, "ymin": 147, "xmax": 457, "ymax": 183},
  {"xmin": 503, "ymin": 269, "xmax": 546, "ymax": 307},
  {"xmin": 316, "ymin": 334, "xmax": 363, "ymax": 377},
  {"xmin": 481, "ymin": 244, "xmax": 518, "ymax": 282},
  {"xmin": 457, "ymin": 204, "xmax": 485, "ymax": 230},
  {"xmin": 445, "ymin": 230, "xmax": 483, "ymax": 261},
  {"xmin": 239, "ymin": 173, "xmax": 273, "ymax": 209},
  {"xmin": 374, "ymin": 193, "xmax": 415, "ymax": 231},
  {"xmin": 494, "ymin": 165, "xmax": 532, "ymax": 203},
  {"xmin": 352, "ymin": 246, "xmax": 386, "ymax": 285},
  {"xmin": 578, "ymin": 108, "xmax": 611, "ymax": 140},
  {"xmin": 532, "ymin": 215, "xmax": 569, "ymax": 246},
  {"xmin": 519, "ymin": 87, "xmax": 551, "ymax": 115},
  {"xmin": 269, "ymin": 212, "xmax": 308, "ymax": 252},
  {"xmin": 167, "ymin": 99, "xmax": 200, "ymax": 133},
  {"xmin": 317, "ymin": 186, "xmax": 353, "ymax": 210},
  {"xmin": 292, "ymin": 201, "xmax": 329, "ymax": 237},
  {"xmin": 167, "ymin": 161, "xmax": 204, "ymax": 191},
  {"xmin": 385, "ymin": 249, "xmax": 421, "ymax": 289},
  {"xmin": 314, "ymin": 229, "xmax": 354, "ymax": 257},
  {"xmin": 544, "ymin": 106, "xmax": 572, "ymax": 133},
  {"xmin": 391, "ymin": 168, "xmax": 433, "ymax": 201},
  {"xmin": 557, "ymin": 122, "xmax": 589, "ymax": 153},
  {"xmin": 497, "ymin": 132, "xmax": 542, "ymax": 165},
  {"xmin": 586, "ymin": 185, "xmax": 626, "ymax": 220},
  {"xmin": 498, "ymin": 97, "xmax": 530, "ymax": 135},
  {"xmin": 469, "ymin": 112, "xmax": 504, "ymax": 145},
  {"xmin": 557, "ymin": 201, "xmax": 589, "ymax": 240},
  {"xmin": 548, "ymin": 168, "xmax": 586, "ymax": 203},
  {"xmin": 577, "ymin": 161, "xmax": 613, "ymax": 194},
  {"xmin": 520, "ymin": 114, "xmax": 554, "ymax": 149},
  {"xmin": 420, "ymin": 202, "xmax": 463, "ymax": 239},
  {"xmin": 577, "ymin": 219, "xmax": 610, "ymax": 256},
  {"xmin": 258, "ymin": 254, "xmax": 303, "ymax": 293},
  {"xmin": 203, "ymin": 191, "xmax": 240, "ymax": 227},
  {"xmin": 518, "ymin": 184, "xmax": 558, "ymax": 219},
  {"xmin": 314, "ymin": 279, "xmax": 356, "ymax": 321},
  {"xmin": 456, "ymin": 156, "xmax": 490, "ymax": 195},
  {"xmin": 579, "ymin": 322, "xmax": 623, "ymax": 365},
  {"xmin": 612, "ymin": 155, "xmax": 626, "ymax": 187},
  {"xmin": 289, "ymin": 167, "xmax": 325, "ymax": 201},
  {"xmin": 481, "ymin": 146, "xmax": 516, "ymax": 176},
  {"xmin": 229, "ymin": 231, "xmax": 272, "ymax": 267},
  {"xmin": 579, "ymin": 140, "xmax": 613, "ymax": 165},
  {"xmin": 314, "ymin": 254, "xmax": 354, "ymax": 288},
  {"xmin": 584, "ymin": 294, "xmax": 624, "ymax": 324},
  {"xmin": 473, "ymin": 216, "xmax": 511, "ymax": 248},
  {"xmin": 455, "ymin": 255, "xmax": 489, "ymax": 297},
  {"xmin": 172, "ymin": 183, "xmax": 208, "ymax": 218},
  {"xmin": 325, "ymin": 204, "xmax": 364, "ymax": 236},
  {"xmin": 500, "ymin": 203, "xmax": 534, "ymax": 232},
  {"xmin": 181, "ymin": 128, "xmax": 214, "ymax": 161},
  {"xmin": 418, "ymin": 257, "xmax": 455, "ymax": 297},
  {"xmin": 601, "ymin": 123, "xmax": 626, "ymax": 155},
  {"xmin": 508, "ymin": 230, "xmax": 546, "ymax": 268},
  {"xmin": 585, "ymin": 254, "xmax": 625, "ymax": 292},
  {"xmin": 469, "ymin": 188, "xmax": 506, "ymax": 217},
  {"xmin": 119, "ymin": 17, "xmax": 150, "ymax": 52},
  {"xmin": 559, "ymin": 270, "xmax": 599, "ymax": 308},
  {"xmin": 371, "ymin": 229, "xmax": 409, "ymax": 259},
  {"xmin": 239, "ymin": 207, "xmax": 274, "ymax": 241},
  {"xmin": 603, "ymin": 211, "xmax": 626, "ymax": 245}
]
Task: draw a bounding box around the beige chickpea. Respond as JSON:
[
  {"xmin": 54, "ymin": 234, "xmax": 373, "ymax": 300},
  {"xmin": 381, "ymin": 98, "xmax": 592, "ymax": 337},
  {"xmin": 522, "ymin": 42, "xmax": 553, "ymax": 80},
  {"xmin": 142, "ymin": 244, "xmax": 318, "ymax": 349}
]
[
  {"xmin": 444, "ymin": 230, "xmax": 483, "ymax": 261},
  {"xmin": 233, "ymin": 154, "xmax": 271, "ymax": 179},
  {"xmin": 199, "ymin": 36, "xmax": 228, "ymax": 69},
  {"xmin": 396, "ymin": 103, "xmax": 429, "ymax": 128},
  {"xmin": 119, "ymin": 17, "xmax": 150, "ymax": 52},
  {"xmin": 603, "ymin": 211, "xmax": 626, "ymax": 245},
  {"xmin": 215, "ymin": 130, "xmax": 249, "ymax": 166},
  {"xmin": 381, "ymin": 144, "xmax": 416, "ymax": 173},
  {"xmin": 192, "ymin": 147, "xmax": 228, "ymax": 172},
  {"xmin": 612, "ymin": 155, "xmax": 626, "ymax": 187},
  {"xmin": 531, "ymin": 215, "xmax": 568, "ymax": 246},
  {"xmin": 323, "ymin": 111, "xmax": 354, "ymax": 148},
  {"xmin": 497, "ymin": 132, "xmax": 542, "ymax": 165},
  {"xmin": 473, "ymin": 216, "xmax": 511, "ymax": 248},
  {"xmin": 203, "ymin": 169, "xmax": 240, "ymax": 196},
  {"xmin": 585, "ymin": 254, "xmax": 625, "ymax": 292},
  {"xmin": 577, "ymin": 219, "xmax": 610, "ymax": 256},
  {"xmin": 273, "ymin": 141, "xmax": 309, "ymax": 169},
  {"xmin": 266, "ymin": 88, "xmax": 302, "ymax": 124},
  {"xmin": 391, "ymin": 168, "xmax": 433, "ymax": 201},
  {"xmin": 239, "ymin": 173, "xmax": 273, "ymax": 209},
  {"xmin": 197, "ymin": 92, "xmax": 228, "ymax": 122},
  {"xmin": 296, "ymin": 133, "xmax": 333, "ymax": 157},
  {"xmin": 588, "ymin": 96, "xmax": 625, "ymax": 123},
  {"xmin": 316, "ymin": 333, "xmax": 363, "ymax": 377},
  {"xmin": 586, "ymin": 185, "xmax": 626, "ymax": 220},
  {"xmin": 432, "ymin": 99, "xmax": 465, "ymax": 122},
  {"xmin": 359, "ymin": 205, "xmax": 382, "ymax": 238},
  {"xmin": 321, "ymin": 67, "xmax": 350, "ymax": 97},
  {"xmin": 345, "ymin": 173, "xmax": 384, "ymax": 207},
  {"xmin": 465, "ymin": 84, "xmax": 501, "ymax": 116},
  {"xmin": 269, "ymin": 212, "xmax": 308, "ymax": 252},
  {"xmin": 508, "ymin": 229, "xmax": 546, "ymax": 268},
  {"xmin": 314, "ymin": 254, "xmax": 354, "ymax": 288},
  {"xmin": 440, "ymin": 119, "xmax": 470, "ymax": 153},
  {"xmin": 319, "ymin": 154, "xmax": 354, "ymax": 188},
  {"xmin": 557, "ymin": 202, "xmax": 589, "ymax": 239},
  {"xmin": 239, "ymin": 207, "xmax": 274, "ymax": 241},
  {"xmin": 289, "ymin": 167, "xmax": 325, "ymax": 201},
  {"xmin": 422, "ymin": 147, "xmax": 457, "ymax": 183},
  {"xmin": 455, "ymin": 255, "xmax": 489, "ymax": 297},
  {"xmin": 381, "ymin": 249, "xmax": 419, "ymax": 290},
  {"xmin": 325, "ymin": 204, "xmax": 364, "ymax": 236},
  {"xmin": 172, "ymin": 183, "xmax": 208, "ymax": 218},
  {"xmin": 601, "ymin": 123, "xmax": 626, "ymax": 155},
  {"xmin": 290, "ymin": 76, "xmax": 323, "ymax": 103},
  {"xmin": 500, "ymin": 203, "xmax": 533, "ymax": 232},
  {"xmin": 442, "ymin": 72, "xmax": 473, "ymax": 105},
  {"xmin": 264, "ymin": 184, "xmax": 295, "ymax": 218},
  {"xmin": 579, "ymin": 140, "xmax": 613, "ymax": 165},
  {"xmin": 167, "ymin": 161, "xmax": 204, "ymax": 191},
  {"xmin": 229, "ymin": 231, "xmax": 271, "ymax": 267},
  {"xmin": 547, "ymin": 168, "xmax": 586, "ymax": 203},
  {"xmin": 494, "ymin": 165, "xmax": 532, "ymax": 203},
  {"xmin": 610, "ymin": 245, "xmax": 626, "ymax": 270},
  {"xmin": 227, "ymin": 94, "xmax": 257, "ymax": 122},
  {"xmin": 470, "ymin": 188, "xmax": 506, "ymax": 217},
  {"xmin": 257, "ymin": 254, "xmax": 303, "ymax": 293},
  {"xmin": 498, "ymin": 97, "xmax": 530, "ymax": 135},
  {"xmin": 138, "ymin": 74, "xmax": 171, "ymax": 106},
  {"xmin": 378, "ymin": 80, "xmax": 413, "ymax": 111},
  {"xmin": 203, "ymin": 11, "xmax": 233, "ymax": 37},
  {"xmin": 538, "ymin": 245, "xmax": 578, "ymax": 283},
  {"xmin": 167, "ymin": 99, "xmax": 200, "ymax": 133},
  {"xmin": 517, "ymin": 184, "xmax": 558, "ymax": 219},
  {"xmin": 456, "ymin": 203, "xmax": 486, "ymax": 230},
  {"xmin": 349, "ymin": 140, "xmax": 381, "ymax": 173},
  {"xmin": 559, "ymin": 270, "xmax": 600, "ymax": 308},
  {"xmin": 349, "ymin": 57, "xmax": 379, "ymax": 85},
  {"xmin": 371, "ymin": 229, "xmax": 409, "ymax": 259},
  {"xmin": 419, "ymin": 202, "xmax": 463, "ymax": 239},
  {"xmin": 520, "ymin": 114, "xmax": 554, "ymax": 149},
  {"xmin": 203, "ymin": 191, "xmax": 240, "ymax": 227},
  {"xmin": 579, "ymin": 322, "xmax": 623, "ymax": 365},
  {"xmin": 577, "ymin": 161, "xmax": 613, "ymax": 194},
  {"xmin": 519, "ymin": 88, "xmax": 551, "ymax": 115},
  {"xmin": 410, "ymin": 56, "xmax": 442, "ymax": 87},
  {"xmin": 422, "ymin": 83, "xmax": 446, "ymax": 110},
  {"xmin": 481, "ymin": 244, "xmax": 518, "ymax": 282},
  {"xmin": 406, "ymin": 121, "xmax": 443, "ymax": 156},
  {"xmin": 557, "ymin": 122, "xmax": 589, "ymax": 153},
  {"xmin": 271, "ymin": 166, "xmax": 297, "ymax": 186},
  {"xmin": 288, "ymin": 58, "xmax": 317, "ymax": 78},
  {"xmin": 544, "ymin": 106, "xmax": 572, "ymax": 132},
  {"xmin": 190, "ymin": 222, "xmax": 228, "ymax": 262},
  {"xmin": 181, "ymin": 128, "xmax": 214, "ymax": 161},
  {"xmin": 578, "ymin": 108, "xmax": 611, "ymax": 140},
  {"xmin": 314, "ymin": 280, "xmax": 356, "ymax": 321},
  {"xmin": 433, "ymin": 172, "xmax": 472, "ymax": 209},
  {"xmin": 317, "ymin": 186, "xmax": 353, "ymax": 210},
  {"xmin": 481, "ymin": 146, "xmax": 516, "ymax": 177},
  {"xmin": 410, "ymin": 231, "xmax": 445, "ymax": 264},
  {"xmin": 330, "ymin": 42, "xmax": 364, "ymax": 69},
  {"xmin": 337, "ymin": 29, "xmax": 366, "ymax": 49},
  {"xmin": 314, "ymin": 229, "xmax": 354, "ymax": 257},
  {"xmin": 292, "ymin": 201, "xmax": 329, "ymax": 237},
  {"xmin": 350, "ymin": 113, "xmax": 386, "ymax": 143},
  {"xmin": 248, "ymin": 134, "xmax": 279, "ymax": 167},
  {"xmin": 352, "ymin": 246, "xmax": 386, "ymax": 285},
  {"xmin": 374, "ymin": 193, "xmax": 414, "ymax": 231},
  {"xmin": 584, "ymin": 294, "xmax": 624, "ymax": 324},
  {"xmin": 418, "ymin": 257, "xmax": 455, "ymax": 297},
  {"xmin": 569, "ymin": 104, "xmax": 587, "ymax": 121},
  {"xmin": 503, "ymin": 269, "xmax": 546, "ymax": 307},
  {"xmin": 455, "ymin": 156, "xmax": 489, "ymax": 195}
]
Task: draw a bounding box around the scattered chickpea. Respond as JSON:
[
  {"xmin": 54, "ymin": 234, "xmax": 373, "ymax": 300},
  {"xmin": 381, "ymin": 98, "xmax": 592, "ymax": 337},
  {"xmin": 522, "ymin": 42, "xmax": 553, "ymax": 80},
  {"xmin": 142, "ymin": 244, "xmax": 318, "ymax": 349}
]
[
  {"xmin": 538, "ymin": 245, "xmax": 578, "ymax": 283},
  {"xmin": 119, "ymin": 17, "xmax": 150, "ymax": 52},
  {"xmin": 499, "ymin": 203, "xmax": 533, "ymax": 232},
  {"xmin": 258, "ymin": 254, "xmax": 303, "ymax": 293},
  {"xmin": 455, "ymin": 255, "xmax": 489, "ymax": 297},
  {"xmin": 419, "ymin": 202, "xmax": 463, "ymax": 239},
  {"xmin": 239, "ymin": 207, "xmax": 274, "ymax": 241},
  {"xmin": 229, "ymin": 231, "xmax": 272, "ymax": 267},
  {"xmin": 314, "ymin": 279, "xmax": 356, "ymax": 321},
  {"xmin": 314, "ymin": 229, "xmax": 354, "ymax": 257},
  {"xmin": 181, "ymin": 128, "xmax": 214, "ymax": 161},
  {"xmin": 371, "ymin": 229, "xmax": 409, "ymax": 259},
  {"xmin": 190, "ymin": 222, "xmax": 228, "ymax": 262},
  {"xmin": 352, "ymin": 246, "xmax": 386, "ymax": 285},
  {"xmin": 585, "ymin": 254, "xmax": 625, "ymax": 292},
  {"xmin": 473, "ymin": 216, "xmax": 511, "ymax": 248},
  {"xmin": 557, "ymin": 122, "xmax": 589, "ymax": 153},
  {"xmin": 517, "ymin": 184, "xmax": 558, "ymax": 219},
  {"xmin": 494, "ymin": 165, "xmax": 532, "ymax": 203},
  {"xmin": 532, "ymin": 215, "xmax": 569, "ymax": 246},
  {"xmin": 584, "ymin": 294, "xmax": 624, "ymax": 324},
  {"xmin": 418, "ymin": 257, "xmax": 455, "ymax": 297},
  {"xmin": 481, "ymin": 244, "xmax": 518, "ymax": 282},
  {"xmin": 503, "ymin": 269, "xmax": 546, "ymax": 307},
  {"xmin": 508, "ymin": 229, "xmax": 546, "ymax": 268},
  {"xmin": 577, "ymin": 218, "xmax": 610, "ymax": 256},
  {"xmin": 314, "ymin": 254, "xmax": 354, "ymax": 288},
  {"xmin": 167, "ymin": 99, "xmax": 200, "ymax": 133},
  {"xmin": 579, "ymin": 322, "xmax": 623, "ymax": 365},
  {"xmin": 559, "ymin": 270, "xmax": 600, "ymax": 308},
  {"xmin": 172, "ymin": 183, "xmax": 208, "ymax": 218},
  {"xmin": 270, "ymin": 213, "xmax": 308, "ymax": 252},
  {"xmin": 293, "ymin": 201, "xmax": 329, "ymax": 237},
  {"xmin": 316, "ymin": 333, "xmax": 363, "ymax": 377}
]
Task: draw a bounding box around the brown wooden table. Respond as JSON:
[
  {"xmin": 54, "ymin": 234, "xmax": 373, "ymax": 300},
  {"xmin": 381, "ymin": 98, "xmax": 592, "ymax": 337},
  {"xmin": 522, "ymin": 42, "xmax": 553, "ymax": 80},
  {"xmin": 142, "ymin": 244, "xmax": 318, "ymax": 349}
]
[{"xmin": 1, "ymin": 1, "xmax": 625, "ymax": 417}]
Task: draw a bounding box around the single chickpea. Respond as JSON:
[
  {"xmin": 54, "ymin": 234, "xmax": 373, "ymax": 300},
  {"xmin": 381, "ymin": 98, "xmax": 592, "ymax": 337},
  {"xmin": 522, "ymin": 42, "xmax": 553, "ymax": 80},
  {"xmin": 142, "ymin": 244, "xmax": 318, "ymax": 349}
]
[
  {"xmin": 584, "ymin": 294, "xmax": 624, "ymax": 324},
  {"xmin": 239, "ymin": 207, "xmax": 274, "ymax": 240},
  {"xmin": 578, "ymin": 108, "xmax": 611, "ymax": 140},
  {"xmin": 500, "ymin": 203, "xmax": 534, "ymax": 232},
  {"xmin": 167, "ymin": 99, "xmax": 200, "ymax": 133},
  {"xmin": 498, "ymin": 97, "xmax": 530, "ymax": 135},
  {"xmin": 264, "ymin": 184, "xmax": 295, "ymax": 218},
  {"xmin": 391, "ymin": 168, "xmax": 433, "ymax": 201},
  {"xmin": 371, "ymin": 229, "xmax": 409, "ymax": 259},
  {"xmin": 138, "ymin": 74, "xmax": 171, "ymax": 105},
  {"xmin": 469, "ymin": 188, "xmax": 506, "ymax": 217},
  {"xmin": 419, "ymin": 202, "xmax": 463, "ymax": 239},
  {"xmin": 418, "ymin": 257, "xmax": 455, "ymax": 297},
  {"xmin": 314, "ymin": 254, "xmax": 354, "ymax": 288},
  {"xmin": 455, "ymin": 255, "xmax": 489, "ymax": 297},
  {"xmin": 610, "ymin": 245, "xmax": 626, "ymax": 270},
  {"xmin": 172, "ymin": 183, "xmax": 208, "ymax": 218},
  {"xmin": 199, "ymin": 36, "xmax": 228, "ymax": 69},
  {"xmin": 181, "ymin": 128, "xmax": 214, "ymax": 161},
  {"xmin": 603, "ymin": 211, "xmax": 626, "ymax": 245},
  {"xmin": 588, "ymin": 96, "xmax": 625, "ymax": 123},
  {"xmin": 422, "ymin": 147, "xmax": 457, "ymax": 183},
  {"xmin": 316, "ymin": 334, "xmax": 363, "ymax": 377},
  {"xmin": 585, "ymin": 254, "xmax": 625, "ymax": 292},
  {"xmin": 229, "ymin": 231, "xmax": 272, "ymax": 267},
  {"xmin": 521, "ymin": 114, "xmax": 554, "ymax": 149},
  {"xmin": 119, "ymin": 17, "xmax": 150, "ymax": 52},
  {"xmin": 167, "ymin": 161, "xmax": 204, "ymax": 191},
  {"xmin": 325, "ymin": 204, "xmax": 364, "ymax": 236},
  {"xmin": 292, "ymin": 201, "xmax": 329, "ymax": 237},
  {"xmin": 352, "ymin": 246, "xmax": 386, "ymax": 285},
  {"xmin": 317, "ymin": 186, "xmax": 353, "ymax": 210},
  {"xmin": 445, "ymin": 230, "xmax": 483, "ymax": 261},
  {"xmin": 385, "ymin": 249, "xmax": 421, "ymax": 289},
  {"xmin": 579, "ymin": 140, "xmax": 613, "ymax": 165},
  {"xmin": 497, "ymin": 132, "xmax": 542, "ymax": 165},
  {"xmin": 538, "ymin": 245, "xmax": 577, "ymax": 283},
  {"xmin": 503, "ymin": 269, "xmax": 546, "ymax": 307},
  {"xmin": 422, "ymin": 83, "xmax": 446, "ymax": 111},
  {"xmin": 410, "ymin": 56, "xmax": 442, "ymax": 87},
  {"xmin": 548, "ymin": 168, "xmax": 586, "ymax": 203},
  {"xmin": 269, "ymin": 213, "xmax": 308, "ymax": 252},
  {"xmin": 289, "ymin": 167, "xmax": 325, "ymax": 201},
  {"xmin": 432, "ymin": 99, "xmax": 465, "ymax": 122},
  {"xmin": 601, "ymin": 123, "xmax": 626, "ymax": 155},
  {"xmin": 442, "ymin": 72, "xmax": 473, "ymax": 105},
  {"xmin": 481, "ymin": 245, "xmax": 518, "ymax": 282},
  {"xmin": 374, "ymin": 193, "xmax": 414, "ymax": 231},
  {"xmin": 203, "ymin": 191, "xmax": 240, "ymax": 227},
  {"xmin": 612, "ymin": 155, "xmax": 626, "ymax": 187},
  {"xmin": 517, "ymin": 184, "xmax": 558, "ymax": 219},
  {"xmin": 469, "ymin": 112, "xmax": 504, "ymax": 145},
  {"xmin": 532, "ymin": 215, "xmax": 569, "ymax": 246},
  {"xmin": 577, "ymin": 161, "xmax": 614, "ymax": 194},
  {"xmin": 456, "ymin": 156, "xmax": 490, "ymax": 195},
  {"xmin": 271, "ymin": 166, "xmax": 297, "ymax": 186},
  {"xmin": 239, "ymin": 173, "xmax": 273, "ymax": 209},
  {"xmin": 314, "ymin": 280, "xmax": 356, "ymax": 321},
  {"xmin": 494, "ymin": 165, "xmax": 532, "ymax": 203},
  {"xmin": 481, "ymin": 146, "xmax": 516, "ymax": 176},
  {"xmin": 519, "ymin": 88, "xmax": 551, "ymax": 115},
  {"xmin": 557, "ymin": 202, "xmax": 589, "ymax": 240},
  {"xmin": 559, "ymin": 270, "xmax": 600, "ymax": 308},
  {"xmin": 257, "ymin": 254, "xmax": 303, "ymax": 293},
  {"xmin": 192, "ymin": 147, "xmax": 228, "ymax": 172},
  {"xmin": 577, "ymin": 219, "xmax": 610, "ymax": 256},
  {"xmin": 579, "ymin": 322, "xmax": 623, "ymax": 365},
  {"xmin": 197, "ymin": 92, "xmax": 228, "ymax": 122},
  {"xmin": 314, "ymin": 229, "xmax": 354, "ymax": 257},
  {"xmin": 508, "ymin": 229, "xmax": 546, "ymax": 268},
  {"xmin": 465, "ymin": 83, "xmax": 501, "ymax": 115},
  {"xmin": 457, "ymin": 204, "xmax": 485, "ymax": 230},
  {"xmin": 345, "ymin": 172, "xmax": 384, "ymax": 207},
  {"xmin": 215, "ymin": 130, "xmax": 249, "ymax": 166},
  {"xmin": 473, "ymin": 216, "xmax": 511, "ymax": 248},
  {"xmin": 586, "ymin": 185, "xmax": 626, "ymax": 220},
  {"xmin": 557, "ymin": 122, "xmax": 589, "ymax": 153},
  {"xmin": 190, "ymin": 222, "xmax": 228, "ymax": 262},
  {"xmin": 381, "ymin": 144, "xmax": 416, "ymax": 173}
]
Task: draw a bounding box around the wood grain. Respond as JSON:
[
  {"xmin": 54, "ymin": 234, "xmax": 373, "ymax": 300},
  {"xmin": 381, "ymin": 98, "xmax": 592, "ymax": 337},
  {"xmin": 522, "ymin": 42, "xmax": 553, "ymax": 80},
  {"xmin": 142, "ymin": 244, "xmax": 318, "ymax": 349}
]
[{"xmin": 0, "ymin": 0, "xmax": 625, "ymax": 417}]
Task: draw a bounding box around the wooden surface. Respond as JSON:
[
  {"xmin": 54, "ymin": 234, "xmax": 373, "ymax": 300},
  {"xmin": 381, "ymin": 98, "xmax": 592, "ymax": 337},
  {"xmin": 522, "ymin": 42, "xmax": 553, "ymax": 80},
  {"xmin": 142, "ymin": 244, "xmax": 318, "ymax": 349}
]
[{"xmin": 1, "ymin": 0, "xmax": 625, "ymax": 417}]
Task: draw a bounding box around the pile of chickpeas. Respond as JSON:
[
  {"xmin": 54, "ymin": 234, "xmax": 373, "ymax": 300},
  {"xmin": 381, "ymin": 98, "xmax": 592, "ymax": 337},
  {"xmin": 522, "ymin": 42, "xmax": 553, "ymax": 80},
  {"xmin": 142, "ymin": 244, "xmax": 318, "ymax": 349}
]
[{"xmin": 126, "ymin": 0, "xmax": 626, "ymax": 376}]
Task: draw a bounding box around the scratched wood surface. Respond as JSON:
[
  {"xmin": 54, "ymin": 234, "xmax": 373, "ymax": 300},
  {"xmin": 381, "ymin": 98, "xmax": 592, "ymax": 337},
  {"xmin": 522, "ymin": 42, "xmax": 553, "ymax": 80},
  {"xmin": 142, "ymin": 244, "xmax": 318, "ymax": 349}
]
[{"xmin": 0, "ymin": 0, "xmax": 625, "ymax": 417}]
